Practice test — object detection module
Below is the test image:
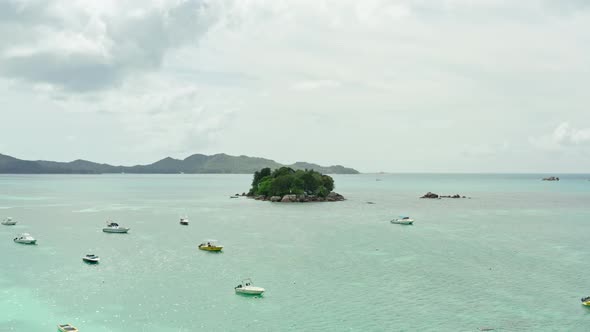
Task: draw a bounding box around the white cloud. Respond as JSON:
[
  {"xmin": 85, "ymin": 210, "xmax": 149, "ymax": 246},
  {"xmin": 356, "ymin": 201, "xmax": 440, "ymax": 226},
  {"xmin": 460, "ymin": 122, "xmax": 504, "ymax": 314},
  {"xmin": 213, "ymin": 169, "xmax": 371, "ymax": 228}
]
[
  {"xmin": 552, "ymin": 122, "xmax": 590, "ymax": 145},
  {"xmin": 529, "ymin": 122, "xmax": 590, "ymax": 151}
]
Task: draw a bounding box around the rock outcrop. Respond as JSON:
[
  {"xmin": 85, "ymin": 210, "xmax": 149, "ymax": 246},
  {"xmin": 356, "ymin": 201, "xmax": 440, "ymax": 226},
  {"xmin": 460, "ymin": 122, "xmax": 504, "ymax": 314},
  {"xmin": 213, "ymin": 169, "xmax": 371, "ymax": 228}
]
[
  {"xmin": 281, "ymin": 194, "xmax": 297, "ymax": 202},
  {"xmin": 421, "ymin": 192, "xmax": 439, "ymax": 199},
  {"xmin": 420, "ymin": 192, "xmax": 469, "ymax": 199},
  {"xmin": 249, "ymin": 192, "xmax": 345, "ymax": 203}
]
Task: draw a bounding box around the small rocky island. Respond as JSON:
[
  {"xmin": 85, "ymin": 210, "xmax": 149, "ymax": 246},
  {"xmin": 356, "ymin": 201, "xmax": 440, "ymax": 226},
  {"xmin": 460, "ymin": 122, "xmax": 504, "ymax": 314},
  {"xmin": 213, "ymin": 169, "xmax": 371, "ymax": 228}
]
[
  {"xmin": 420, "ymin": 192, "xmax": 468, "ymax": 199},
  {"xmin": 247, "ymin": 167, "xmax": 345, "ymax": 202},
  {"xmin": 542, "ymin": 176, "xmax": 559, "ymax": 181}
]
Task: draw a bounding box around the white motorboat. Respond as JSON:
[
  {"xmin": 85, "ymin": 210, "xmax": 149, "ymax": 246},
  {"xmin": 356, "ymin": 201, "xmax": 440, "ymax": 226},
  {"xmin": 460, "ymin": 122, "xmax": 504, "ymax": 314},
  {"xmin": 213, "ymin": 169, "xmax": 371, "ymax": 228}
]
[
  {"xmin": 180, "ymin": 217, "xmax": 189, "ymax": 225},
  {"xmin": 13, "ymin": 233, "xmax": 36, "ymax": 244},
  {"xmin": 235, "ymin": 278, "xmax": 265, "ymax": 295},
  {"xmin": 57, "ymin": 323, "xmax": 79, "ymax": 332},
  {"xmin": 102, "ymin": 221, "xmax": 130, "ymax": 233},
  {"xmin": 391, "ymin": 216, "xmax": 414, "ymax": 225},
  {"xmin": 82, "ymin": 254, "xmax": 100, "ymax": 263},
  {"xmin": 1, "ymin": 217, "xmax": 17, "ymax": 225}
]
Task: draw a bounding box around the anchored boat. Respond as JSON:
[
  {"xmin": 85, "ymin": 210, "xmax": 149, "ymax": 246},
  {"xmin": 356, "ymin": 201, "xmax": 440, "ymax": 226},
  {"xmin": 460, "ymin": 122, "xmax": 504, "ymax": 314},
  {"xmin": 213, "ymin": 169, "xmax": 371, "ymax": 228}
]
[
  {"xmin": 82, "ymin": 254, "xmax": 100, "ymax": 264},
  {"xmin": 13, "ymin": 233, "xmax": 36, "ymax": 244},
  {"xmin": 1, "ymin": 217, "xmax": 17, "ymax": 225},
  {"xmin": 57, "ymin": 323, "xmax": 78, "ymax": 332},
  {"xmin": 198, "ymin": 240, "xmax": 223, "ymax": 252},
  {"xmin": 235, "ymin": 278, "xmax": 265, "ymax": 295},
  {"xmin": 102, "ymin": 221, "xmax": 130, "ymax": 233},
  {"xmin": 180, "ymin": 217, "xmax": 189, "ymax": 225},
  {"xmin": 391, "ymin": 216, "xmax": 414, "ymax": 225},
  {"xmin": 582, "ymin": 296, "xmax": 590, "ymax": 306}
]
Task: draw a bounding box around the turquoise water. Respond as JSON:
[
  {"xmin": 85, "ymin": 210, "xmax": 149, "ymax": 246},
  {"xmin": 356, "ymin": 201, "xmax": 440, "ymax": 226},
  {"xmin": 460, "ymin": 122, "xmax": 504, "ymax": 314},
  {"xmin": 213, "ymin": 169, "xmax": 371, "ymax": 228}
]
[{"xmin": 1, "ymin": 174, "xmax": 589, "ymax": 331}]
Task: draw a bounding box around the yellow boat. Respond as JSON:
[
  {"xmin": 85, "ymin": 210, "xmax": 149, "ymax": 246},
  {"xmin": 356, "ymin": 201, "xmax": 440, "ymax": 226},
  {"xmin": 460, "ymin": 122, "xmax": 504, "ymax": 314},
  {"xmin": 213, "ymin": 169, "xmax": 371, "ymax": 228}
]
[
  {"xmin": 198, "ymin": 240, "xmax": 223, "ymax": 252},
  {"xmin": 581, "ymin": 296, "xmax": 590, "ymax": 306}
]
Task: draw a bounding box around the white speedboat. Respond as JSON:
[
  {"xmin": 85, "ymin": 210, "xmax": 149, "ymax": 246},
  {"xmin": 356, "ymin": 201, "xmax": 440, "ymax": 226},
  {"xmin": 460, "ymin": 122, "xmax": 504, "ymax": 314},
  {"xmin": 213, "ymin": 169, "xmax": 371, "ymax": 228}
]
[
  {"xmin": 391, "ymin": 216, "xmax": 414, "ymax": 225},
  {"xmin": 180, "ymin": 217, "xmax": 189, "ymax": 225},
  {"xmin": 57, "ymin": 323, "xmax": 79, "ymax": 332},
  {"xmin": 82, "ymin": 254, "xmax": 100, "ymax": 263},
  {"xmin": 13, "ymin": 233, "xmax": 36, "ymax": 244},
  {"xmin": 102, "ymin": 221, "xmax": 130, "ymax": 233},
  {"xmin": 235, "ymin": 278, "xmax": 265, "ymax": 295},
  {"xmin": 1, "ymin": 217, "xmax": 17, "ymax": 225}
]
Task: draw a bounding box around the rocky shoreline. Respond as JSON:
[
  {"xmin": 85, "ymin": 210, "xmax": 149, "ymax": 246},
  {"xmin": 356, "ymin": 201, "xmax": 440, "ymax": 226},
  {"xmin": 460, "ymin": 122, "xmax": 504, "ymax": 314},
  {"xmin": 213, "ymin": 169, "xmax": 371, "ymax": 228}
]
[
  {"xmin": 248, "ymin": 191, "xmax": 345, "ymax": 203},
  {"xmin": 420, "ymin": 192, "xmax": 469, "ymax": 199}
]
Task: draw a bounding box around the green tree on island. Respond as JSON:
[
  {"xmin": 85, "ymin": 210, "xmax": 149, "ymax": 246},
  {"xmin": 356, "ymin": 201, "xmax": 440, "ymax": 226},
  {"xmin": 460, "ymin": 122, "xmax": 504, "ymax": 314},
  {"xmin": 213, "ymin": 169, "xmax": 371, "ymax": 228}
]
[{"xmin": 248, "ymin": 167, "xmax": 336, "ymax": 198}]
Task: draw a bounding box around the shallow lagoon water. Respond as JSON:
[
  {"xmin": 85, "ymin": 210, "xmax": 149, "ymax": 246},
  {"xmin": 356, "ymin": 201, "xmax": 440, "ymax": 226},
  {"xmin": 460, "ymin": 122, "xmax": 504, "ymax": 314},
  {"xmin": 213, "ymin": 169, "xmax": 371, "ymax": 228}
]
[{"xmin": 0, "ymin": 174, "xmax": 589, "ymax": 331}]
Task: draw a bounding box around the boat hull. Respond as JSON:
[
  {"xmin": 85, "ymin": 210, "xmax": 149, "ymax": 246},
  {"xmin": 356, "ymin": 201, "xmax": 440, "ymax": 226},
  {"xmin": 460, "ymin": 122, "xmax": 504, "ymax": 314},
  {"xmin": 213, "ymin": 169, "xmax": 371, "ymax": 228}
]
[
  {"xmin": 583, "ymin": 301, "xmax": 590, "ymax": 307},
  {"xmin": 180, "ymin": 222, "xmax": 189, "ymax": 225},
  {"xmin": 235, "ymin": 287, "xmax": 265, "ymax": 295},
  {"xmin": 390, "ymin": 220, "xmax": 414, "ymax": 225},
  {"xmin": 14, "ymin": 239, "xmax": 36, "ymax": 244},
  {"xmin": 83, "ymin": 258, "xmax": 100, "ymax": 263},
  {"xmin": 1, "ymin": 222, "xmax": 17, "ymax": 225},
  {"xmin": 199, "ymin": 246, "xmax": 223, "ymax": 252},
  {"xmin": 102, "ymin": 228, "xmax": 129, "ymax": 233}
]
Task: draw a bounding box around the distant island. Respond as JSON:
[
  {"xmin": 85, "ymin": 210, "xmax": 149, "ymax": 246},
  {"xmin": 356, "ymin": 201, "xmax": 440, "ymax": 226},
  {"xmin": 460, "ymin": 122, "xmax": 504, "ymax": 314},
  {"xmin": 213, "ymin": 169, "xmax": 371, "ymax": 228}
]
[
  {"xmin": 247, "ymin": 167, "xmax": 345, "ymax": 202},
  {"xmin": 0, "ymin": 153, "xmax": 359, "ymax": 174}
]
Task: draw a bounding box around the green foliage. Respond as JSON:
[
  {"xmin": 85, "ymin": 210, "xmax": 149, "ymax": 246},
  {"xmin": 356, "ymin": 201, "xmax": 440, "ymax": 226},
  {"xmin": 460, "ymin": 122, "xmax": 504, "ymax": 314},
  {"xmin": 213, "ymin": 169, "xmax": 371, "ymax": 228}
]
[{"xmin": 249, "ymin": 167, "xmax": 336, "ymax": 197}]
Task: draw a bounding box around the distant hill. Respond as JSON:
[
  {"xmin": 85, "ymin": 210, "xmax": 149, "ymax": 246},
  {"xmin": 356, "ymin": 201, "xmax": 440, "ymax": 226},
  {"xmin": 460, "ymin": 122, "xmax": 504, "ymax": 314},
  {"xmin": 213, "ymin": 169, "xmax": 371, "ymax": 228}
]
[{"xmin": 0, "ymin": 153, "xmax": 359, "ymax": 174}]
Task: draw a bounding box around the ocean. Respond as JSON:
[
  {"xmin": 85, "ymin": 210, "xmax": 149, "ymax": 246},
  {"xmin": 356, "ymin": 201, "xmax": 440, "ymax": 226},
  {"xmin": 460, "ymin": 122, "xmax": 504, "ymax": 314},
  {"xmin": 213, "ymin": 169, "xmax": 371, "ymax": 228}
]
[{"xmin": 0, "ymin": 173, "xmax": 588, "ymax": 331}]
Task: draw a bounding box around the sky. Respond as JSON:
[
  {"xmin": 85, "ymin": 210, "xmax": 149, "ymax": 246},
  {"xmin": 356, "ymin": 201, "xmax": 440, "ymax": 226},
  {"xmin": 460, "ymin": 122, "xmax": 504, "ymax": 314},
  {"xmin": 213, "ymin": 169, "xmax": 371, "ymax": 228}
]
[{"xmin": 1, "ymin": 0, "xmax": 590, "ymax": 173}]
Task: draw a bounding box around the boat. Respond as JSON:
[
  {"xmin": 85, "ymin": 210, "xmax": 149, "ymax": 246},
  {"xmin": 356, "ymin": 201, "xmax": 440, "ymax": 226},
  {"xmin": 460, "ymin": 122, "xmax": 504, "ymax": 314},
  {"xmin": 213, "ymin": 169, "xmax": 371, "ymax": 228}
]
[
  {"xmin": 230, "ymin": 195, "xmax": 239, "ymax": 198},
  {"xmin": 57, "ymin": 323, "xmax": 79, "ymax": 332},
  {"xmin": 180, "ymin": 217, "xmax": 189, "ymax": 225},
  {"xmin": 235, "ymin": 278, "xmax": 265, "ymax": 295},
  {"xmin": 102, "ymin": 221, "xmax": 130, "ymax": 233},
  {"xmin": 82, "ymin": 254, "xmax": 100, "ymax": 263},
  {"xmin": 13, "ymin": 233, "xmax": 36, "ymax": 244},
  {"xmin": 390, "ymin": 216, "xmax": 414, "ymax": 225},
  {"xmin": 1, "ymin": 217, "xmax": 17, "ymax": 225},
  {"xmin": 582, "ymin": 296, "xmax": 590, "ymax": 306},
  {"xmin": 198, "ymin": 239, "xmax": 223, "ymax": 251}
]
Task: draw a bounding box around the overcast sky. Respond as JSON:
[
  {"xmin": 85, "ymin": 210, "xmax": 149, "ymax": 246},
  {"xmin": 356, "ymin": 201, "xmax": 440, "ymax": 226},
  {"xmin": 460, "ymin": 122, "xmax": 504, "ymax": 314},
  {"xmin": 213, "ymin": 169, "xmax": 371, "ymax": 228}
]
[{"xmin": 1, "ymin": 0, "xmax": 590, "ymax": 172}]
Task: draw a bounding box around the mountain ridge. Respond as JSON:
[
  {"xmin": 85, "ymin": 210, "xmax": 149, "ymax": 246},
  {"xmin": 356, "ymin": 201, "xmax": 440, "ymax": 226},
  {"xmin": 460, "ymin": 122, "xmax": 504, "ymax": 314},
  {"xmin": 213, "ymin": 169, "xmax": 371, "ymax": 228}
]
[{"xmin": 0, "ymin": 153, "xmax": 359, "ymax": 174}]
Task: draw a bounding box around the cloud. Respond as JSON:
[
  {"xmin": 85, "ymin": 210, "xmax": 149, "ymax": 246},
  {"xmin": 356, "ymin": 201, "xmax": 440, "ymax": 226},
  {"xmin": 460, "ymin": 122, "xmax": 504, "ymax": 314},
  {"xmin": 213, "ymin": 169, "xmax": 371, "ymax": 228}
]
[
  {"xmin": 529, "ymin": 122, "xmax": 590, "ymax": 151},
  {"xmin": 0, "ymin": 0, "xmax": 223, "ymax": 91},
  {"xmin": 552, "ymin": 122, "xmax": 590, "ymax": 145}
]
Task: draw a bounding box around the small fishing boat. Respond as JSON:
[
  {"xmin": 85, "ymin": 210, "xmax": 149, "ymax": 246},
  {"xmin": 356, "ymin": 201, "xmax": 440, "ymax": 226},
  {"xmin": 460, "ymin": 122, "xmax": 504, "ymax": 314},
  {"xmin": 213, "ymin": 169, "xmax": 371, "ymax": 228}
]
[
  {"xmin": 582, "ymin": 296, "xmax": 590, "ymax": 306},
  {"xmin": 102, "ymin": 221, "xmax": 130, "ymax": 233},
  {"xmin": 13, "ymin": 233, "xmax": 36, "ymax": 244},
  {"xmin": 57, "ymin": 323, "xmax": 79, "ymax": 332},
  {"xmin": 230, "ymin": 195, "xmax": 239, "ymax": 199},
  {"xmin": 235, "ymin": 278, "xmax": 265, "ymax": 295},
  {"xmin": 82, "ymin": 254, "xmax": 100, "ymax": 264},
  {"xmin": 390, "ymin": 216, "xmax": 414, "ymax": 225},
  {"xmin": 180, "ymin": 217, "xmax": 189, "ymax": 225},
  {"xmin": 198, "ymin": 240, "xmax": 223, "ymax": 251},
  {"xmin": 1, "ymin": 217, "xmax": 17, "ymax": 225}
]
